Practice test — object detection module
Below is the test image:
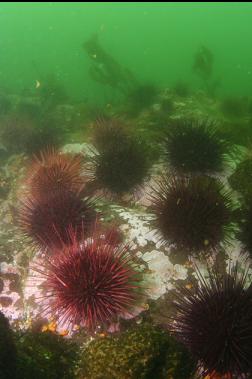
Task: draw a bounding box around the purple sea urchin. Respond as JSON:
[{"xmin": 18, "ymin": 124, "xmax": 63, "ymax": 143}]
[
  {"xmin": 92, "ymin": 117, "xmax": 129, "ymax": 152},
  {"xmin": 150, "ymin": 175, "xmax": 234, "ymax": 253},
  {"xmin": 169, "ymin": 264, "xmax": 252, "ymax": 378},
  {"xmin": 165, "ymin": 119, "xmax": 231, "ymax": 174},
  {"xmin": 93, "ymin": 135, "xmax": 150, "ymax": 195}
]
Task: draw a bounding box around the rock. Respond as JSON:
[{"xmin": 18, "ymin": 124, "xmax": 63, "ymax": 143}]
[{"xmin": 62, "ymin": 142, "xmax": 98, "ymax": 158}]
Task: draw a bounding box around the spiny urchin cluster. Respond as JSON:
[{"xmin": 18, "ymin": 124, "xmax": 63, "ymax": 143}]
[
  {"xmin": 34, "ymin": 231, "xmax": 144, "ymax": 331},
  {"xmin": 164, "ymin": 119, "xmax": 231, "ymax": 174},
  {"xmin": 18, "ymin": 148, "xmax": 96, "ymax": 251},
  {"xmin": 20, "ymin": 147, "xmax": 145, "ymax": 332},
  {"xmin": 150, "ymin": 174, "xmax": 234, "ymax": 253},
  {"xmin": 169, "ymin": 264, "xmax": 252, "ymax": 378}
]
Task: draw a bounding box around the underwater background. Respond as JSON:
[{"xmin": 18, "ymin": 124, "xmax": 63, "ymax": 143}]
[
  {"xmin": 1, "ymin": 2, "xmax": 252, "ymax": 379},
  {"xmin": 1, "ymin": 2, "xmax": 252, "ymax": 100}
]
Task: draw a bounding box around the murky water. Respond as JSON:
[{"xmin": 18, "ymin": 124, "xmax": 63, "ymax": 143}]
[{"xmin": 0, "ymin": 3, "xmax": 252, "ymax": 379}]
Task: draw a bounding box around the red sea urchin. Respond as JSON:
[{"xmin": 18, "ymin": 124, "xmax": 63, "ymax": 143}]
[
  {"xmin": 24, "ymin": 148, "xmax": 86, "ymax": 199},
  {"xmin": 34, "ymin": 232, "xmax": 144, "ymax": 331},
  {"xmin": 18, "ymin": 188, "xmax": 96, "ymax": 251},
  {"xmin": 169, "ymin": 264, "xmax": 252, "ymax": 378}
]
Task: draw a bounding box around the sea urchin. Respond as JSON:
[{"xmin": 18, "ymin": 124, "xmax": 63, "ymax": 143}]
[
  {"xmin": 150, "ymin": 175, "xmax": 234, "ymax": 253},
  {"xmin": 93, "ymin": 135, "xmax": 150, "ymax": 195},
  {"xmin": 24, "ymin": 148, "xmax": 86, "ymax": 199},
  {"xmin": 165, "ymin": 119, "xmax": 230, "ymax": 174},
  {"xmin": 169, "ymin": 264, "xmax": 252, "ymax": 378},
  {"xmin": 18, "ymin": 188, "xmax": 96, "ymax": 251},
  {"xmin": 92, "ymin": 117, "xmax": 129, "ymax": 152},
  {"xmin": 34, "ymin": 232, "xmax": 143, "ymax": 331}
]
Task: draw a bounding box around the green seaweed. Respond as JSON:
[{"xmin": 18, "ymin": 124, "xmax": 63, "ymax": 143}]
[
  {"xmin": 78, "ymin": 322, "xmax": 195, "ymax": 379},
  {"xmin": 15, "ymin": 331, "xmax": 78, "ymax": 379},
  {"xmin": 83, "ymin": 34, "xmax": 137, "ymax": 95},
  {"xmin": 0, "ymin": 312, "xmax": 17, "ymax": 379}
]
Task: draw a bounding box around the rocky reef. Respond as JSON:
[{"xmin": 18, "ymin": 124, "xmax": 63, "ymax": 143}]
[{"xmin": 0, "ymin": 38, "xmax": 252, "ymax": 379}]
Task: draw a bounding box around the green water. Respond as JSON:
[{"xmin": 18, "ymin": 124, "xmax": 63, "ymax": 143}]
[
  {"xmin": 2, "ymin": 4, "xmax": 252, "ymax": 379},
  {"xmin": 1, "ymin": 2, "xmax": 252, "ymax": 102}
]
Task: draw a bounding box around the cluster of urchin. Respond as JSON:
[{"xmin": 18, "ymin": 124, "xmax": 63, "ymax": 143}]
[
  {"xmin": 148, "ymin": 117, "xmax": 252, "ymax": 378},
  {"xmin": 19, "ymin": 147, "xmax": 145, "ymax": 331},
  {"xmin": 17, "ymin": 114, "xmax": 252, "ymax": 379}
]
